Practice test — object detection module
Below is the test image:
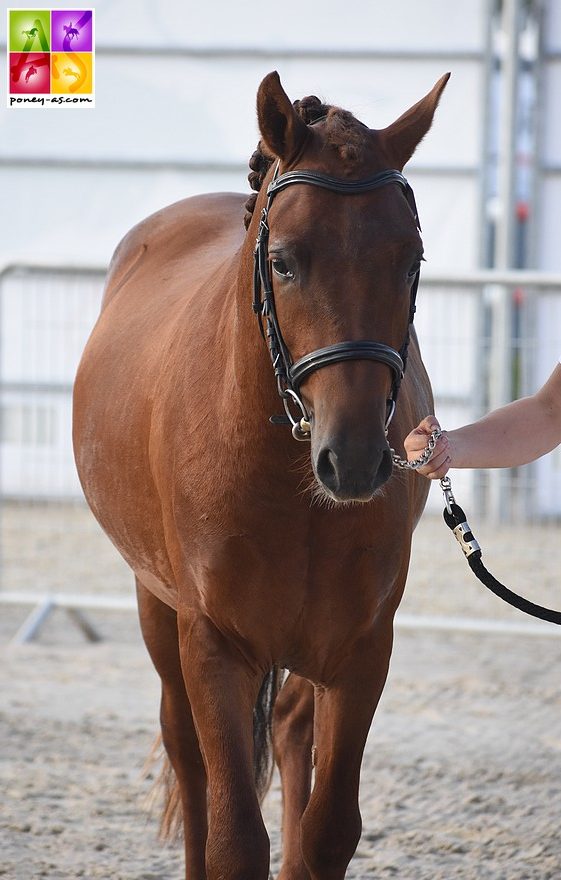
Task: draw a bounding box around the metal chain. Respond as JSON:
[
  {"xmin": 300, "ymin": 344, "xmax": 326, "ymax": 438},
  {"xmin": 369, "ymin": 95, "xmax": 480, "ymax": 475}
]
[{"xmin": 391, "ymin": 428, "xmax": 442, "ymax": 470}]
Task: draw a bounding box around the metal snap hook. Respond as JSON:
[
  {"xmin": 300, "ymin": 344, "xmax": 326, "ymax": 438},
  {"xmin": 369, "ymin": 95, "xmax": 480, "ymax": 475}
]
[{"xmin": 440, "ymin": 475, "xmax": 455, "ymax": 515}]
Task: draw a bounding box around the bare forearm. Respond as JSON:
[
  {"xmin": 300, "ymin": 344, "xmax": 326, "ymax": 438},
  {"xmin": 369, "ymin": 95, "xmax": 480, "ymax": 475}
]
[
  {"xmin": 404, "ymin": 363, "xmax": 561, "ymax": 478},
  {"xmin": 447, "ymin": 394, "xmax": 561, "ymax": 469}
]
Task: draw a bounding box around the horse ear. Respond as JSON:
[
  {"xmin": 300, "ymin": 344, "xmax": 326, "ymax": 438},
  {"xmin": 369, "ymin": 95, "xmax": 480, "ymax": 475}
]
[
  {"xmin": 378, "ymin": 73, "xmax": 451, "ymax": 170},
  {"xmin": 257, "ymin": 71, "xmax": 309, "ymax": 163}
]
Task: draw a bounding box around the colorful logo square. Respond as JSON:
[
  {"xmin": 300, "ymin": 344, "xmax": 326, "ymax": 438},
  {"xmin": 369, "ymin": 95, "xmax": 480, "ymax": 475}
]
[
  {"xmin": 9, "ymin": 52, "xmax": 50, "ymax": 93},
  {"xmin": 51, "ymin": 10, "xmax": 93, "ymax": 52},
  {"xmin": 7, "ymin": 9, "xmax": 95, "ymax": 108},
  {"xmin": 51, "ymin": 52, "xmax": 93, "ymax": 94},
  {"xmin": 8, "ymin": 10, "xmax": 50, "ymax": 52}
]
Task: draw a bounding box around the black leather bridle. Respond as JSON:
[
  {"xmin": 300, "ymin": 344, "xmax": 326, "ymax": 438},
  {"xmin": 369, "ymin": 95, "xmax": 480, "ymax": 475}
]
[{"xmin": 252, "ymin": 160, "xmax": 421, "ymax": 439}]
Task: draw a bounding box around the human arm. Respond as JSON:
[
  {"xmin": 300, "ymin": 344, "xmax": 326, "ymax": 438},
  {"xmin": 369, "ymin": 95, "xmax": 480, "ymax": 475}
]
[{"xmin": 404, "ymin": 362, "xmax": 561, "ymax": 479}]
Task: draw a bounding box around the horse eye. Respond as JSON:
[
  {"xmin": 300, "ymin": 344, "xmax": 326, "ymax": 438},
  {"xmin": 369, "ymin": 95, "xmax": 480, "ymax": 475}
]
[
  {"xmin": 407, "ymin": 260, "xmax": 421, "ymax": 279},
  {"xmin": 271, "ymin": 258, "xmax": 293, "ymax": 279}
]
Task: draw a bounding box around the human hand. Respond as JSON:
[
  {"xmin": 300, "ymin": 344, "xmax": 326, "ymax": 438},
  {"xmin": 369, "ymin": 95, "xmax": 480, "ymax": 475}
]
[{"xmin": 404, "ymin": 415, "xmax": 451, "ymax": 479}]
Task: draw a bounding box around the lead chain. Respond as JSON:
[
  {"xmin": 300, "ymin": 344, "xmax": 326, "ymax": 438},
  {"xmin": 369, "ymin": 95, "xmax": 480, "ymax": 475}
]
[{"xmin": 391, "ymin": 428, "xmax": 442, "ymax": 470}]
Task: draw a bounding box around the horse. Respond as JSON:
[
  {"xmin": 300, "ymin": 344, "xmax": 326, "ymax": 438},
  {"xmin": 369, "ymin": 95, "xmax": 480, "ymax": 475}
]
[
  {"xmin": 63, "ymin": 22, "xmax": 79, "ymax": 41},
  {"xmin": 73, "ymin": 70, "xmax": 448, "ymax": 880}
]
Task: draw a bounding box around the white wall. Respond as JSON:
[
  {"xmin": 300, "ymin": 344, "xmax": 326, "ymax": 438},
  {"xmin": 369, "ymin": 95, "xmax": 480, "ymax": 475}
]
[{"xmin": 1, "ymin": 0, "xmax": 489, "ymax": 269}]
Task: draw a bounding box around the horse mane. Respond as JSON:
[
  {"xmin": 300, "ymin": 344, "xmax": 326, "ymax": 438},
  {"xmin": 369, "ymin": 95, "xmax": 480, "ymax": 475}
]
[{"xmin": 243, "ymin": 96, "xmax": 370, "ymax": 229}]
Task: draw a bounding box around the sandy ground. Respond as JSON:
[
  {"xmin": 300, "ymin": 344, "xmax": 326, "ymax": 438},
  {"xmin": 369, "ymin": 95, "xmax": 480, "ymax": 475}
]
[{"xmin": 1, "ymin": 504, "xmax": 561, "ymax": 878}]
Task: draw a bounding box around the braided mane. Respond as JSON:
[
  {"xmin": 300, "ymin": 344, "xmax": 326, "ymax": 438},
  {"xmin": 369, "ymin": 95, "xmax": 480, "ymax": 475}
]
[{"xmin": 243, "ymin": 95, "xmax": 369, "ymax": 229}]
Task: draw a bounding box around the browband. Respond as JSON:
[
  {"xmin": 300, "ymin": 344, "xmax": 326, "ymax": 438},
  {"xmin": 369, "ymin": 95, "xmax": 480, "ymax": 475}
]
[{"xmin": 267, "ymin": 169, "xmax": 409, "ymax": 198}]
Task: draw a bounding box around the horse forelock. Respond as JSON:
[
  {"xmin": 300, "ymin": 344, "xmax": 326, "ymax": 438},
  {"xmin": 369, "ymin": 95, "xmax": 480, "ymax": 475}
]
[
  {"xmin": 243, "ymin": 96, "xmax": 370, "ymax": 229},
  {"xmin": 322, "ymin": 106, "xmax": 370, "ymax": 164}
]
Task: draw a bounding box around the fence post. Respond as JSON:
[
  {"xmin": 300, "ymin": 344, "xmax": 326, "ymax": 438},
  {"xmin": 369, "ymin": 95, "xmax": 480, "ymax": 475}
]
[
  {"xmin": 488, "ymin": 0, "xmax": 522, "ymax": 521},
  {"xmin": 486, "ymin": 281, "xmax": 514, "ymax": 521}
]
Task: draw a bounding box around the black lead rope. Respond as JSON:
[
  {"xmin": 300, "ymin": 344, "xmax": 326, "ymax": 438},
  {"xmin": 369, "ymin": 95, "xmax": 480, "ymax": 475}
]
[{"xmin": 439, "ymin": 477, "xmax": 561, "ymax": 626}]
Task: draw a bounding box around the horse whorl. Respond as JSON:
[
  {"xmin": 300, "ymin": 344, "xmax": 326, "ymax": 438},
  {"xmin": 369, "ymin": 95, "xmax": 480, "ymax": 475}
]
[{"xmin": 243, "ymin": 94, "xmax": 330, "ymax": 229}]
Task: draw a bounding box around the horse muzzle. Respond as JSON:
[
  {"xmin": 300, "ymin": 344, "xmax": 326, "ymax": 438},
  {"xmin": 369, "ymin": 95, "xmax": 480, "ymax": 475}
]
[{"xmin": 313, "ymin": 436, "xmax": 393, "ymax": 502}]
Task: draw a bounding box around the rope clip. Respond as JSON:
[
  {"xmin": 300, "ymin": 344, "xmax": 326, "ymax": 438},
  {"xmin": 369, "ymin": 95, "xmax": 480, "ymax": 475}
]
[{"xmin": 439, "ymin": 475, "xmax": 455, "ymax": 516}]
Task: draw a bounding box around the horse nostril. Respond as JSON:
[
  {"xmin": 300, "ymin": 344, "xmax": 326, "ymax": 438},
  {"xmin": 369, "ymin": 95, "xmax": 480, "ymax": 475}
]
[
  {"xmin": 316, "ymin": 446, "xmax": 340, "ymax": 493},
  {"xmin": 378, "ymin": 447, "xmax": 393, "ymax": 486}
]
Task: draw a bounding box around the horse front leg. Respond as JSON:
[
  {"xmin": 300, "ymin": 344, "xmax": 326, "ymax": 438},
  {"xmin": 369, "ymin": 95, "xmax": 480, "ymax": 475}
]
[
  {"xmin": 300, "ymin": 616, "xmax": 395, "ymax": 880},
  {"xmin": 273, "ymin": 674, "xmax": 314, "ymax": 880},
  {"xmin": 178, "ymin": 611, "xmax": 271, "ymax": 880}
]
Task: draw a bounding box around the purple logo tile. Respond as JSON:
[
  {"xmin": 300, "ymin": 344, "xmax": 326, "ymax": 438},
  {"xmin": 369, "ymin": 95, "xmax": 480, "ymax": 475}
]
[{"xmin": 51, "ymin": 10, "xmax": 93, "ymax": 52}]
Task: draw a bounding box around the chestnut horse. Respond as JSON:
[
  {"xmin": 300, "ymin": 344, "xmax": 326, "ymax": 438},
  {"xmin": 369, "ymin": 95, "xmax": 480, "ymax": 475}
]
[{"xmin": 73, "ymin": 71, "xmax": 448, "ymax": 879}]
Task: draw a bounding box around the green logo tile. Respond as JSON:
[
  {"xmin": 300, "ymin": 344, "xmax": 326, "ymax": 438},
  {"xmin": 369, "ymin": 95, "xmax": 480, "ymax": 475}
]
[{"xmin": 9, "ymin": 9, "xmax": 51, "ymax": 52}]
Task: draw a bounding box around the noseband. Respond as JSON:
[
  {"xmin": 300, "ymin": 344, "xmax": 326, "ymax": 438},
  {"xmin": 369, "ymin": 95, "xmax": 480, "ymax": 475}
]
[{"xmin": 252, "ymin": 161, "xmax": 421, "ymax": 440}]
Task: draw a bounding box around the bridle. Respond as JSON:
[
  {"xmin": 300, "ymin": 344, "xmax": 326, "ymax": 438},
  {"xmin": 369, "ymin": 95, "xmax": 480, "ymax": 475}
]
[{"xmin": 252, "ymin": 160, "xmax": 422, "ymax": 440}]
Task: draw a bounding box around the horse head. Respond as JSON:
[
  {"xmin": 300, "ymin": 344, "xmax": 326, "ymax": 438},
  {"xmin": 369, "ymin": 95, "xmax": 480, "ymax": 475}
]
[{"xmin": 252, "ymin": 71, "xmax": 449, "ymax": 503}]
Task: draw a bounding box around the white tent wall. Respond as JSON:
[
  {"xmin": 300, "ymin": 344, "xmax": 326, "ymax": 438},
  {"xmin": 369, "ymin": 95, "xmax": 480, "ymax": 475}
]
[{"xmin": 1, "ymin": 0, "xmax": 487, "ymax": 269}]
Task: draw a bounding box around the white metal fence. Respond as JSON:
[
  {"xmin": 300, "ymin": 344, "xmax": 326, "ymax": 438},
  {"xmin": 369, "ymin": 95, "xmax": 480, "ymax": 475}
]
[
  {"xmin": 0, "ymin": 263, "xmax": 559, "ymax": 642},
  {"xmin": 0, "ymin": 264, "xmax": 105, "ymax": 499},
  {"xmin": 418, "ymin": 271, "xmax": 561, "ymax": 519}
]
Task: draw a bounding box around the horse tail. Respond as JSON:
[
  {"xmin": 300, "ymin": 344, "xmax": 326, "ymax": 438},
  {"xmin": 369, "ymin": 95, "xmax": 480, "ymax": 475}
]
[
  {"xmin": 253, "ymin": 666, "xmax": 284, "ymax": 802},
  {"xmin": 142, "ymin": 734, "xmax": 183, "ymax": 842}
]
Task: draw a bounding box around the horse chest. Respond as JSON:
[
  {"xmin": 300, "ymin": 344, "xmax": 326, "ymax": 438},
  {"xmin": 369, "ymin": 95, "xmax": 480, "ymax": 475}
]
[{"xmin": 186, "ymin": 515, "xmax": 403, "ymax": 673}]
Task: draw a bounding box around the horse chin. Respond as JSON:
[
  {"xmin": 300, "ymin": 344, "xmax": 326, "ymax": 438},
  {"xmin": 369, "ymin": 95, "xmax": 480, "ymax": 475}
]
[
  {"xmin": 312, "ymin": 479, "xmax": 372, "ymax": 510},
  {"xmin": 310, "ymin": 476, "xmax": 390, "ymax": 509}
]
